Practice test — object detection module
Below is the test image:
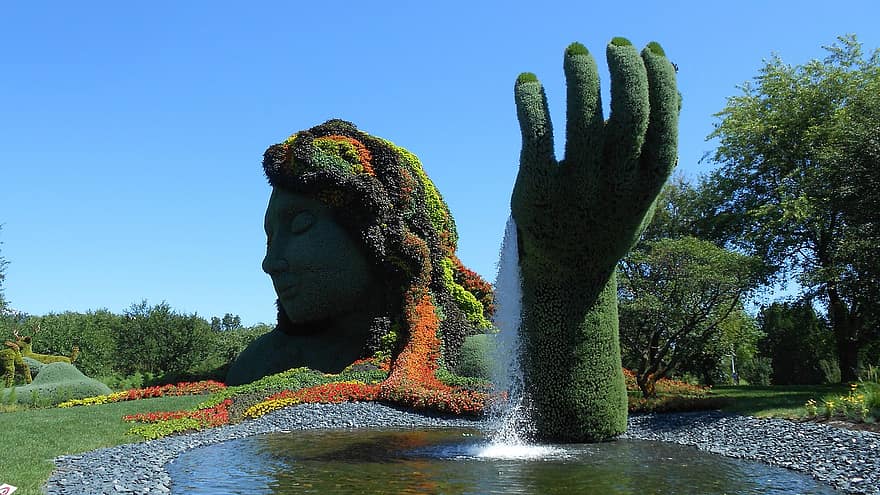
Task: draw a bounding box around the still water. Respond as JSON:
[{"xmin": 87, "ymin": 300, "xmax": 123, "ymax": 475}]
[{"xmin": 168, "ymin": 428, "xmax": 839, "ymax": 494}]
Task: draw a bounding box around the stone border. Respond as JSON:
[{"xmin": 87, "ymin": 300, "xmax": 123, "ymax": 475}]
[{"xmin": 44, "ymin": 405, "xmax": 879, "ymax": 494}]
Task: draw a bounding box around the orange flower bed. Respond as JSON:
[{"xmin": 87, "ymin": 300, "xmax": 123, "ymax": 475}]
[{"xmin": 377, "ymin": 290, "xmax": 486, "ymax": 415}]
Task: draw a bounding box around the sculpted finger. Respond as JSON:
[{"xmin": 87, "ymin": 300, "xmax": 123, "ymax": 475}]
[
  {"xmin": 639, "ymin": 42, "xmax": 679, "ymax": 186},
  {"xmin": 603, "ymin": 37, "xmax": 649, "ymax": 180},
  {"xmin": 515, "ymin": 72, "xmax": 557, "ymax": 178},
  {"xmin": 562, "ymin": 42, "xmax": 604, "ymax": 179}
]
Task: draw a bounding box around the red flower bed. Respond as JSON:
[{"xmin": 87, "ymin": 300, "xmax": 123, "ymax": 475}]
[
  {"xmin": 123, "ymin": 380, "xmax": 226, "ymax": 401},
  {"xmin": 268, "ymin": 382, "xmax": 381, "ymax": 404},
  {"xmin": 123, "ymin": 398, "xmax": 232, "ymax": 427}
]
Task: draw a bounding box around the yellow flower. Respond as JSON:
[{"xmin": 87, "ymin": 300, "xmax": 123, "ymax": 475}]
[{"xmin": 243, "ymin": 397, "xmax": 300, "ymax": 419}]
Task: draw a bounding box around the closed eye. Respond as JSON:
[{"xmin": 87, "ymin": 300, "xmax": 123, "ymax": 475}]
[{"xmin": 290, "ymin": 211, "xmax": 316, "ymax": 234}]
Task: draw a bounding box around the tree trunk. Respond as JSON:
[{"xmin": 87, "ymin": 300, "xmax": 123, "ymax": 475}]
[
  {"xmin": 637, "ymin": 371, "xmax": 657, "ymax": 398},
  {"xmin": 827, "ymin": 283, "xmax": 860, "ymax": 382}
]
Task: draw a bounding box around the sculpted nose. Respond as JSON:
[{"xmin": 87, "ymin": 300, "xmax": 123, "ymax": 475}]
[{"xmin": 262, "ymin": 255, "xmax": 289, "ymax": 275}]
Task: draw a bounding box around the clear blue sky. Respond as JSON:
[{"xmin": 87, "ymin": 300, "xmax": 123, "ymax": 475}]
[{"xmin": 2, "ymin": 1, "xmax": 878, "ymax": 325}]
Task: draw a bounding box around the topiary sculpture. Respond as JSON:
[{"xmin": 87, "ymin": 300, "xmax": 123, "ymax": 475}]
[
  {"xmin": 22, "ymin": 356, "xmax": 44, "ymax": 377},
  {"xmin": 1, "ymin": 341, "xmax": 32, "ymax": 388},
  {"xmin": 511, "ymin": 39, "xmax": 679, "ymax": 442},
  {"xmin": 227, "ymin": 120, "xmax": 494, "ymax": 413},
  {"xmin": 0, "ymin": 361, "xmax": 111, "ymax": 406},
  {"xmin": 15, "ymin": 325, "xmax": 80, "ymax": 364}
]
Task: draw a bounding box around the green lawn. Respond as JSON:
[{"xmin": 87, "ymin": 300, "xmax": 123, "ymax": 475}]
[
  {"xmin": 0, "ymin": 395, "xmax": 205, "ymax": 495},
  {"xmin": 711, "ymin": 384, "xmax": 850, "ymax": 418}
]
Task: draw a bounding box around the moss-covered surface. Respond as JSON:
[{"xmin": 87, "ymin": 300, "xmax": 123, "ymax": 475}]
[
  {"xmin": 1, "ymin": 342, "xmax": 32, "ymax": 388},
  {"xmin": 1, "ymin": 363, "xmax": 111, "ymax": 406},
  {"xmin": 511, "ymin": 39, "xmax": 679, "ymax": 442},
  {"xmin": 227, "ymin": 120, "xmax": 495, "ymax": 415},
  {"xmin": 453, "ymin": 334, "xmax": 495, "ymax": 381}
]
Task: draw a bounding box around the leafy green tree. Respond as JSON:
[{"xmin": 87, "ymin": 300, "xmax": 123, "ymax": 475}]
[
  {"xmin": 202, "ymin": 323, "xmax": 272, "ymax": 379},
  {"xmin": 618, "ymin": 236, "xmax": 762, "ymax": 397},
  {"xmin": 622, "ymin": 176, "xmax": 766, "ymax": 387},
  {"xmin": 211, "ymin": 313, "xmax": 242, "ymax": 332},
  {"xmin": 0, "ymin": 224, "xmax": 9, "ymax": 311},
  {"xmin": 757, "ymin": 301, "xmax": 837, "ymax": 385},
  {"xmin": 679, "ymin": 307, "xmax": 763, "ymax": 386},
  {"xmin": 640, "ymin": 174, "xmax": 720, "ymax": 245},
  {"xmin": 23, "ymin": 311, "xmax": 122, "ymax": 376},
  {"xmin": 116, "ymin": 301, "xmax": 213, "ymax": 376},
  {"xmin": 705, "ymin": 35, "xmax": 880, "ymax": 381}
]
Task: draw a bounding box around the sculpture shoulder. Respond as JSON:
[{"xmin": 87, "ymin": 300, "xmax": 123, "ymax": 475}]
[{"xmin": 225, "ymin": 328, "xmax": 304, "ymax": 386}]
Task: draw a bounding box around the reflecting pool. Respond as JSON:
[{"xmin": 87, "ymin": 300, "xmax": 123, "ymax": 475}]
[{"xmin": 168, "ymin": 428, "xmax": 839, "ymax": 494}]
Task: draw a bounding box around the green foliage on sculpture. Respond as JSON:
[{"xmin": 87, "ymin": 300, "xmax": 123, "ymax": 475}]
[
  {"xmin": 1, "ymin": 341, "xmax": 32, "ymax": 388},
  {"xmin": 453, "ymin": 333, "xmax": 495, "ymax": 381},
  {"xmin": 0, "ymin": 362, "xmax": 111, "ymax": 406},
  {"xmin": 16, "ymin": 333, "xmax": 80, "ymax": 365},
  {"xmin": 227, "ymin": 120, "xmax": 494, "ymax": 414},
  {"xmin": 22, "ymin": 357, "xmax": 43, "ymax": 377},
  {"xmin": 511, "ymin": 39, "xmax": 679, "ymax": 442}
]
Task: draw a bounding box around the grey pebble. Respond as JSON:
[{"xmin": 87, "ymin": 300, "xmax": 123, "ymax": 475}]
[{"xmin": 43, "ymin": 404, "xmax": 879, "ymax": 494}]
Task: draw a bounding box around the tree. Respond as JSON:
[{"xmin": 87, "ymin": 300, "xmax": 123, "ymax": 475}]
[
  {"xmin": 757, "ymin": 301, "xmax": 836, "ymax": 384},
  {"xmin": 618, "ymin": 236, "xmax": 762, "ymax": 397},
  {"xmin": 24, "ymin": 310, "xmax": 122, "ymax": 376},
  {"xmin": 116, "ymin": 301, "xmax": 213, "ymax": 376},
  {"xmin": 620, "ymin": 177, "xmax": 767, "ymax": 389},
  {"xmin": 211, "ymin": 313, "xmax": 242, "ymax": 332},
  {"xmin": 678, "ymin": 306, "xmax": 763, "ymax": 386},
  {"xmin": 640, "ymin": 174, "xmax": 716, "ymax": 244},
  {"xmin": 705, "ymin": 35, "xmax": 880, "ymax": 381},
  {"xmin": 0, "ymin": 224, "xmax": 9, "ymax": 311}
]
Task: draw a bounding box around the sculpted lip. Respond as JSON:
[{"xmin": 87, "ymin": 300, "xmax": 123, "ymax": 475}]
[{"xmin": 273, "ymin": 281, "xmax": 296, "ymax": 297}]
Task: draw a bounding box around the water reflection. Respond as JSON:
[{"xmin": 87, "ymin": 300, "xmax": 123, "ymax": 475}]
[{"xmin": 168, "ymin": 429, "xmax": 840, "ymax": 495}]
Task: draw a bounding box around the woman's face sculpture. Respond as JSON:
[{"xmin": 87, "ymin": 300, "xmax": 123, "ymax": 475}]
[
  {"xmin": 262, "ymin": 188, "xmax": 378, "ymax": 326},
  {"xmin": 227, "ymin": 119, "xmax": 494, "ymax": 386}
]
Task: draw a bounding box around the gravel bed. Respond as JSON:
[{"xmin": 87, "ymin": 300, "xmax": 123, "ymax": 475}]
[
  {"xmin": 622, "ymin": 412, "xmax": 880, "ymax": 495},
  {"xmin": 44, "ymin": 405, "xmax": 879, "ymax": 494}
]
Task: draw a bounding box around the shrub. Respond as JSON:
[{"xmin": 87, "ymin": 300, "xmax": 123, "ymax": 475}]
[
  {"xmin": 758, "ymin": 302, "xmax": 836, "ymax": 385},
  {"xmin": 739, "ymin": 356, "xmax": 773, "ymax": 386},
  {"xmin": 23, "ymin": 310, "xmax": 120, "ymax": 377},
  {"xmin": 805, "ymin": 383, "xmax": 876, "ymax": 422},
  {"xmin": 115, "ymin": 301, "xmax": 213, "ymax": 376},
  {"xmin": 453, "ymin": 334, "xmax": 494, "ymax": 380},
  {"xmin": 0, "ymin": 363, "xmax": 111, "ymax": 406}
]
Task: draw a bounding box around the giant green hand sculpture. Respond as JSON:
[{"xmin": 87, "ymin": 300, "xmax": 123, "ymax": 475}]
[{"xmin": 511, "ymin": 39, "xmax": 679, "ymax": 442}]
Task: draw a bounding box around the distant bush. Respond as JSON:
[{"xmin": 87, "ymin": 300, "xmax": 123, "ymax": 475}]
[
  {"xmin": 5, "ymin": 303, "xmax": 274, "ymax": 386},
  {"xmin": 758, "ymin": 301, "xmax": 836, "ymax": 385},
  {"xmin": 115, "ymin": 301, "xmax": 213, "ymax": 377},
  {"xmin": 739, "ymin": 356, "xmax": 773, "ymax": 386},
  {"xmin": 96, "ymin": 371, "xmax": 159, "ymax": 392},
  {"xmin": 19, "ymin": 310, "xmax": 120, "ymax": 377}
]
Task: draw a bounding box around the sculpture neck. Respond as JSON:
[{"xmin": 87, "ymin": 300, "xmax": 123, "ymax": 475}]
[
  {"xmin": 18, "ymin": 341, "xmax": 33, "ymax": 355},
  {"xmin": 277, "ymin": 287, "xmax": 386, "ymax": 373}
]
